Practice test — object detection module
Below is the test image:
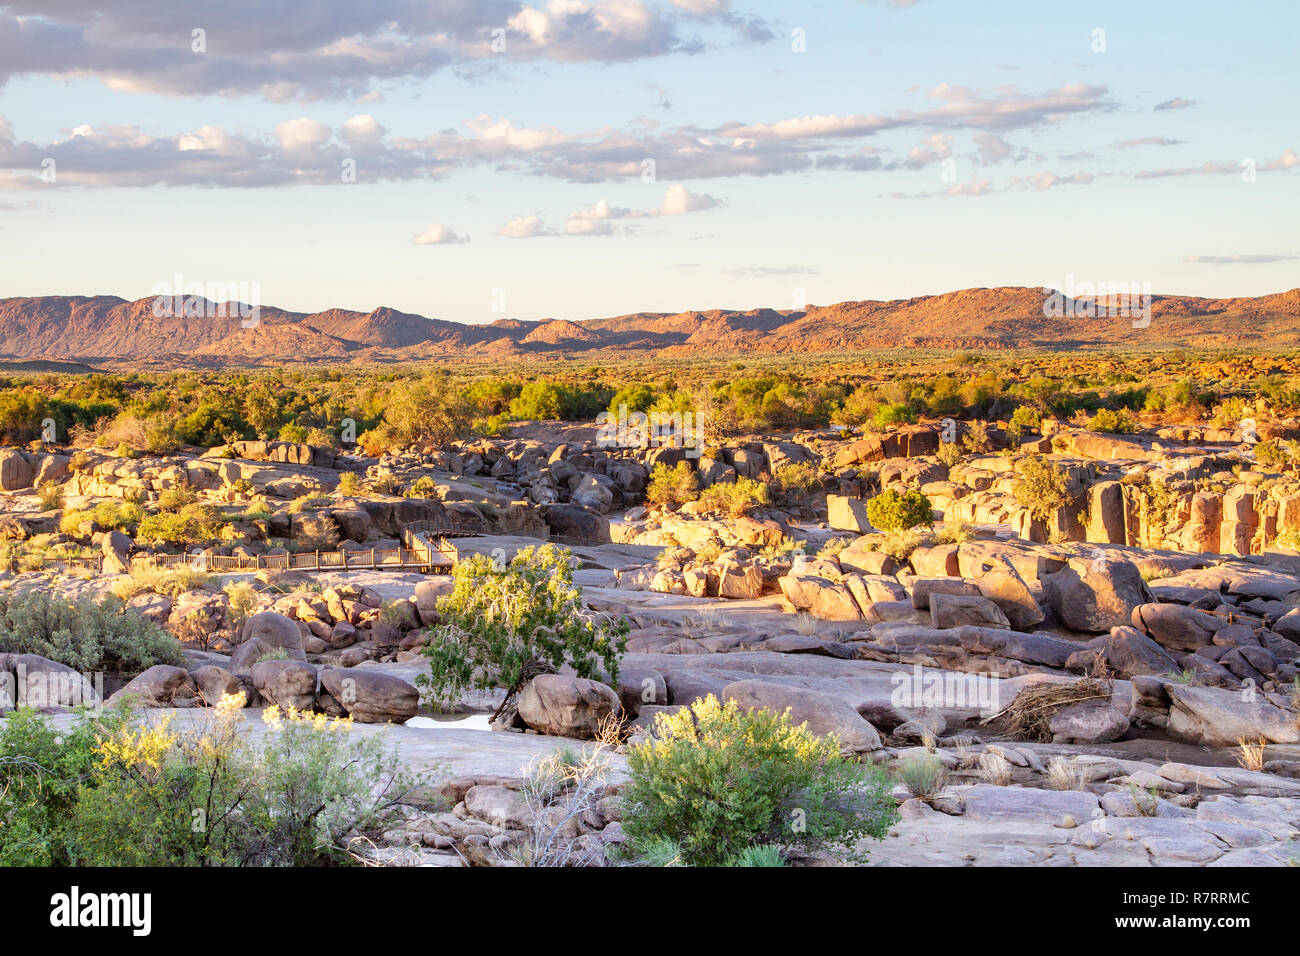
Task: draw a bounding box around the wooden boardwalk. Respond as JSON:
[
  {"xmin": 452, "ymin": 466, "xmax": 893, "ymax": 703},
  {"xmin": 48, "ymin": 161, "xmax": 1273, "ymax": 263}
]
[{"xmin": 52, "ymin": 523, "xmax": 608, "ymax": 577}]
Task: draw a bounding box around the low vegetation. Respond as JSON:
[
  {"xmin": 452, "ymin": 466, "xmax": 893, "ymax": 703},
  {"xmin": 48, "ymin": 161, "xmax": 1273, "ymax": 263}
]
[{"xmin": 621, "ymin": 695, "xmax": 897, "ymax": 866}]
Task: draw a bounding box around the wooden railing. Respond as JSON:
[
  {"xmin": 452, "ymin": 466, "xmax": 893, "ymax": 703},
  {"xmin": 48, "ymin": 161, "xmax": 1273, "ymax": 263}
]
[{"xmin": 44, "ymin": 521, "xmax": 609, "ymax": 576}]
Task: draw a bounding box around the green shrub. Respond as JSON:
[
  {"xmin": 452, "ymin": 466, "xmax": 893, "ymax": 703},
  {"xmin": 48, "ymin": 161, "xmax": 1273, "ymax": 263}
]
[
  {"xmin": 645, "ymin": 461, "xmax": 700, "ymax": 508},
  {"xmin": 896, "ymin": 754, "xmax": 948, "ymax": 801},
  {"xmin": 0, "ymin": 591, "xmax": 181, "ymax": 676},
  {"xmin": 59, "ymin": 698, "xmax": 426, "ymax": 866},
  {"xmin": 696, "ymin": 476, "xmax": 769, "ymax": 516},
  {"xmin": 136, "ymin": 502, "xmax": 224, "ymax": 545},
  {"xmin": 37, "ymin": 481, "xmax": 64, "ymax": 512},
  {"xmin": 866, "ymin": 488, "xmax": 933, "ymax": 531},
  {"xmin": 1087, "ymin": 408, "xmax": 1137, "ymax": 434},
  {"xmin": 0, "ymin": 704, "xmax": 133, "ymax": 866},
  {"xmin": 417, "ymin": 544, "xmax": 628, "ymax": 711},
  {"xmin": 336, "ymin": 472, "xmax": 362, "ymax": 496},
  {"xmin": 873, "ymin": 402, "xmax": 917, "ymax": 430},
  {"xmin": 1012, "ymin": 458, "xmax": 1071, "ymax": 523},
  {"xmin": 404, "ymin": 476, "xmax": 439, "ymax": 498},
  {"xmin": 621, "ymin": 695, "xmax": 898, "ymax": 866}
]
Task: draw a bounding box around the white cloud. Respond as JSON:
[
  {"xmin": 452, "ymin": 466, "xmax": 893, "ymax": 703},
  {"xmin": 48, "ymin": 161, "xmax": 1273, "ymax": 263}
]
[
  {"xmin": 342, "ymin": 114, "xmax": 386, "ymax": 147},
  {"xmin": 275, "ymin": 117, "xmax": 331, "ymax": 154},
  {"xmin": 413, "ymin": 223, "xmax": 468, "ymax": 245},
  {"xmin": 497, "ymin": 214, "xmax": 555, "ymax": 238},
  {"xmin": 658, "ymin": 183, "xmax": 723, "ymax": 215}
]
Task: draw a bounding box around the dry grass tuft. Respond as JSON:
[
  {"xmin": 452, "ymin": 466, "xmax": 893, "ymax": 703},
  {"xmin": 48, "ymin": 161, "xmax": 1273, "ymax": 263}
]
[{"xmin": 1236, "ymin": 736, "xmax": 1267, "ymax": 772}]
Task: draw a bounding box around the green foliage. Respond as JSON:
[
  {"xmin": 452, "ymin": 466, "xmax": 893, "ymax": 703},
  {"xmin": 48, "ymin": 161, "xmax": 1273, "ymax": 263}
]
[
  {"xmin": 1087, "ymin": 407, "xmax": 1138, "ymax": 434},
  {"xmin": 645, "ymin": 461, "xmax": 700, "ymax": 508},
  {"xmin": 336, "ymin": 472, "xmax": 362, "ymax": 496},
  {"xmin": 0, "ymin": 704, "xmax": 133, "ymax": 865},
  {"xmin": 60, "ymin": 500, "xmax": 144, "ymax": 536},
  {"xmin": 136, "ymin": 502, "xmax": 224, "ymax": 544},
  {"xmin": 0, "ymin": 591, "xmax": 181, "ymax": 675},
  {"xmin": 729, "ymin": 843, "xmax": 787, "ymax": 867},
  {"xmin": 361, "ymin": 371, "xmax": 472, "ymax": 453},
  {"xmin": 622, "ymin": 695, "xmax": 897, "ymax": 866},
  {"xmin": 417, "ymin": 544, "xmax": 628, "ymax": 708},
  {"xmin": 873, "ymin": 402, "xmax": 917, "ymax": 430},
  {"xmin": 1012, "ymin": 458, "xmax": 1071, "ymax": 523},
  {"xmin": 866, "ymin": 488, "xmax": 934, "ymax": 532},
  {"xmin": 696, "ymin": 476, "xmax": 769, "ymax": 516},
  {"xmin": 404, "ymin": 476, "xmax": 439, "ymax": 498},
  {"xmin": 896, "ymin": 755, "xmax": 949, "ymax": 800},
  {"xmin": 0, "ymin": 701, "xmax": 426, "ymax": 867},
  {"xmin": 37, "ymin": 481, "xmax": 64, "ymax": 512}
]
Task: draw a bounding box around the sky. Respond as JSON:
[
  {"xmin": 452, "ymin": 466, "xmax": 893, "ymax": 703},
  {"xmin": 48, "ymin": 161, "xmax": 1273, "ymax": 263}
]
[{"xmin": 0, "ymin": 0, "xmax": 1296, "ymax": 325}]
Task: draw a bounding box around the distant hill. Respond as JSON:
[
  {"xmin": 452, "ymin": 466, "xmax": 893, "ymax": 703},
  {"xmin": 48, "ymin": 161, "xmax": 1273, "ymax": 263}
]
[{"xmin": 1, "ymin": 287, "xmax": 1297, "ymax": 365}]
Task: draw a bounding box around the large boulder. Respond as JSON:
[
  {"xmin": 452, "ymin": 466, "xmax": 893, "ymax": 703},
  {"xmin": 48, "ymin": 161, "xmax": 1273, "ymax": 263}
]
[
  {"xmin": 413, "ymin": 578, "xmax": 452, "ymax": 626},
  {"xmin": 1131, "ymin": 603, "xmax": 1219, "ymax": 652},
  {"xmin": 973, "ymin": 555, "xmax": 1046, "ymax": 630},
  {"xmin": 101, "ymin": 530, "xmax": 132, "ymax": 575},
  {"xmin": 320, "ymin": 668, "xmax": 418, "ymax": 724},
  {"xmin": 1048, "ymin": 699, "xmax": 1130, "ymax": 744},
  {"xmin": 7, "ymin": 654, "xmax": 99, "ymax": 708},
  {"xmin": 517, "ymin": 674, "xmax": 621, "ymax": 738},
  {"xmin": 539, "ymin": 503, "xmax": 611, "ymax": 543},
  {"xmin": 240, "ymin": 611, "xmax": 305, "ymax": 652},
  {"xmin": 0, "ymin": 449, "xmax": 33, "ymax": 491},
  {"xmin": 716, "ymin": 561, "xmax": 764, "ymax": 600},
  {"xmin": 190, "ymin": 665, "xmax": 244, "ymax": 704},
  {"xmin": 827, "ymin": 495, "xmax": 873, "ymax": 533},
  {"xmin": 720, "ymin": 680, "xmax": 882, "ymax": 755},
  {"xmin": 251, "ymin": 659, "xmax": 316, "ymax": 710},
  {"xmin": 1041, "ymin": 556, "xmax": 1150, "ymax": 632},
  {"xmin": 1164, "ymin": 683, "xmax": 1300, "ymax": 747},
  {"xmin": 930, "ymin": 592, "xmax": 1010, "ymax": 630},
  {"xmin": 1065, "ymin": 625, "xmax": 1180, "ymax": 679},
  {"xmin": 107, "ymin": 664, "xmax": 198, "ymax": 708}
]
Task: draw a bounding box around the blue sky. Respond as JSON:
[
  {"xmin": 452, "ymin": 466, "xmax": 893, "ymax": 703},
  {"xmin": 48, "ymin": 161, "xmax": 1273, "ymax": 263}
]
[{"xmin": 0, "ymin": 0, "xmax": 1296, "ymax": 324}]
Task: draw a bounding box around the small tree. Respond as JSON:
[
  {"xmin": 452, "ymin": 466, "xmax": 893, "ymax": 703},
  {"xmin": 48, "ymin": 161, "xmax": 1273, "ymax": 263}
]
[
  {"xmin": 417, "ymin": 544, "xmax": 628, "ymax": 720},
  {"xmin": 866, "ymin": 488, "xmax": 933, "ymax": 532},
  {"xmin": 1013, "ymin": 457, "xmax": 1071, "ymax": 523}
]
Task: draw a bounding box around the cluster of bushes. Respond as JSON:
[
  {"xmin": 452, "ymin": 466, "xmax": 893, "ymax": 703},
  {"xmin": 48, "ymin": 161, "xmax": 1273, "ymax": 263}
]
[
  {"xmin": 0, "ymin": 697, "xmax": 423, "ymax": 866},
  {"xmin": 644, "ymin": 462, "xmax": 769, "ymax": 515},
  {"xmin": 0, "ymin": 591, "xmax": 180, "ymax": 675}
]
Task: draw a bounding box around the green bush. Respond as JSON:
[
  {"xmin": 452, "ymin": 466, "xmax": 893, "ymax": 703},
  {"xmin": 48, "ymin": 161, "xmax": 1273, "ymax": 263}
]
[
  {"xmin": 1087, "ymin": 408, "xmax": 1137, "ymax": 434},
  {"xmin": 0, "ymin": 698, "xmax": 425, "ymax": 866},
  {"xmin": 622, "ymin": 695, "xmax": 898, "ymax": 866},
  {"xmin": 136, "ymin": 502, "xmax": 224, "ymax": 544},
  {"xmin": 0, "ymin": 591, "xmax": 181, "ymax": 676},
  {"xmin": 417, "ymin": 544, "xmax": 628, "ymax": 710},
  {"xmin": 873, "ymin": 402, "xmax": 917, "ymax": 430},
  {"xmin": 697, "ymin": 476, "xmax": 769, "ymax": 516},
  {"xmin": 1012, "ymin": 457, "xmax": 1071, "ymax": 523},
  {"xmin": 645, "ymin": 461, "xmax": 700, "ymax": 508},
  {"xmin": 0, "ymin": 704, "xmax": 132, "ymax": 865},
  {"xmin": 866, "ymin": 488, "xmax": 933, "ymax": 532}
]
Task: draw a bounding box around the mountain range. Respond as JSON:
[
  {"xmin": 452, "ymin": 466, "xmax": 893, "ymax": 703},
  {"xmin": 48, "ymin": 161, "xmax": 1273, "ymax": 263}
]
[{"xmin": 1, "ymin": 287, "xmax": 1296, "ymax": 367}]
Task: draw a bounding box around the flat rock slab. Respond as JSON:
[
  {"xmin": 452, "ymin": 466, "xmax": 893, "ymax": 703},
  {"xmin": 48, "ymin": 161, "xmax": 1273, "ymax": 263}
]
[{"xmin": 962, "ymin": 784, "xmax": 1100, "ymax": 825}]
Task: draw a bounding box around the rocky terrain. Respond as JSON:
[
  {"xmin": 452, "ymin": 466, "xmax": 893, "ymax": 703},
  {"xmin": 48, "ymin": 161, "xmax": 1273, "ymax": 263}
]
[
  {"xmin": 2, "ymin": 286, "xmax": 1298, "ymax": 364},
  {"xmin": 6, "ymin": 411, "xmax": 1300, "ymax": 867}
]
